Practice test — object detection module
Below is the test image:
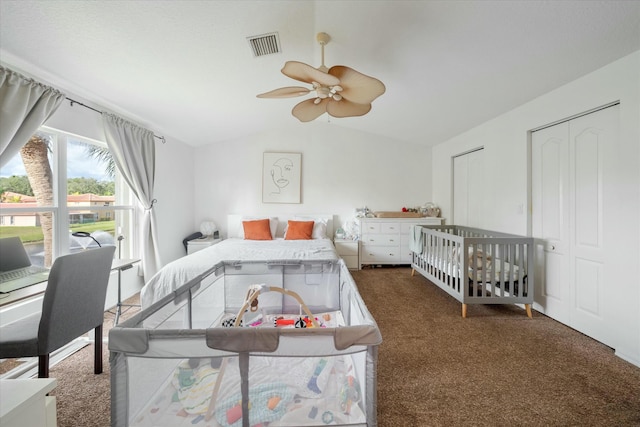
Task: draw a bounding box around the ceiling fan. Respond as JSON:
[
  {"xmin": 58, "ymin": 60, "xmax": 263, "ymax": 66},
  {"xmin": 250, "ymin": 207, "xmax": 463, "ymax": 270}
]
[{"xmin": 257, "ymin": 32, "xmax": 386, "ymax": 122}]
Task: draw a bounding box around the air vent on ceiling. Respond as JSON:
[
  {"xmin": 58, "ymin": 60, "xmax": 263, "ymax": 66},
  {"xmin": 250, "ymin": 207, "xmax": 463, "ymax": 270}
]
[{"xmin": 247, "ymin": 32, "xmax": 281, "ymax": 57}]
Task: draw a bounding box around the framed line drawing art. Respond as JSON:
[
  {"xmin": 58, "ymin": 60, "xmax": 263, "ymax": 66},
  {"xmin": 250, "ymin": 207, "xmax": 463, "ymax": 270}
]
[{"xmin": 262, "ymin": 152, "xmax": 301, "ymax": 204}]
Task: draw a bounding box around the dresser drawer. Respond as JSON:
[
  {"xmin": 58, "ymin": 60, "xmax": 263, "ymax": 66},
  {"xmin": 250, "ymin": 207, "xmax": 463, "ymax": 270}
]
[
  {"xmin": 361, "ymin": 245, "xmax": 400, "ymax": 263},
  {"xmin": 400, "ymin": 235, "xmax": 413, "ymax": 262},
  {"xmin": 401, "ymin": 223, "xmax": 414, "ymax": 234},
  {"xmin": 362, "ymin": 222, "xmax": 381, "ymax": 234},
  {"xmin": 381, "ymin": 223, "xmax": 400, "ymax": 234},
  {"xmin": 361, "ymin": 235, "xmax": 398, "ymax": 245}
]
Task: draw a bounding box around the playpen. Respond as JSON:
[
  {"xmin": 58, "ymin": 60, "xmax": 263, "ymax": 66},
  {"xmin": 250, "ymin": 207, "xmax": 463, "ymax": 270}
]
[{"xmin": 110, "ymin": 259, "xmax": 381, "ymax": 427}]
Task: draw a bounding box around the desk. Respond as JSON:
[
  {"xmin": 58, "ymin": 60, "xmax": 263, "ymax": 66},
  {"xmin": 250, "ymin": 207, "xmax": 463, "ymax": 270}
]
[
  {"xmin": 110, "ymin": 258, "xmax": 140, "ymax": 325},
  {"xmin": 0, "ymin": 258, "xmax": 139, "ymax": 320},
  {"xmin": 0, "ymin": 378, "xmax": 57, "ymax": 426},
  {"xmin": 0, "ymin": 281, "xmax": 48, "ymax": 308}
]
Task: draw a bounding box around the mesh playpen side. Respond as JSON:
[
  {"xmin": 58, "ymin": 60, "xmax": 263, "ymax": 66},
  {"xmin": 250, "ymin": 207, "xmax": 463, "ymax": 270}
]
[
  {"xmin": 109, "ymin": 259, "xmax": 382, "ymax": 427},
  {"xmin": 411, "ymin": 225, "xmax": 534, "ymax": 318}
]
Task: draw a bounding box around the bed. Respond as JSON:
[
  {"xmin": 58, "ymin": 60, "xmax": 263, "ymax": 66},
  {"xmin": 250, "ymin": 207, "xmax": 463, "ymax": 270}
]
[
  {"xmin": 110, "ymin": 259, "xmax": 381, "ymax": 427},
  {"xmin": 410, "ymin": 225, "xmax": 534, "ymax": 318},
  {"xmin": 141, "ymin": 214, "xmax": 338, "ymax": 308}
]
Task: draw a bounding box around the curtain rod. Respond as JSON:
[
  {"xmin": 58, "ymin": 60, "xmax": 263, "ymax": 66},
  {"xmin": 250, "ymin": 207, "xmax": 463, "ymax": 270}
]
[{"xmin": 66, "ymin": 97, "xmax": 166, "ymax": 143}]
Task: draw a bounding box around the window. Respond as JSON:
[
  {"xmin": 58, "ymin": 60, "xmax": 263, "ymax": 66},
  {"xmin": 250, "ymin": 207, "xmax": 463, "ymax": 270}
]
[{"xmin": 0, "ymin": 126, "xmax": 136, "ymax": 267}]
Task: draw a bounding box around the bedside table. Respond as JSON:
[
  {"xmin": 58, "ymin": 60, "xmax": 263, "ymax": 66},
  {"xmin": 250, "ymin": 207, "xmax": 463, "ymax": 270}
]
[
  {"xmin": 334, "ymin": 238, "xmax": 359, "ymax": 270},
  {"xmin": 187, "ymin": 237, "xmax": 221, "ymax": 255}
]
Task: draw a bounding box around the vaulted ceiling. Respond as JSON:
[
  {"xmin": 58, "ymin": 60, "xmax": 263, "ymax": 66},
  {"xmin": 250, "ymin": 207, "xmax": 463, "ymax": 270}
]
[{"xmin": 1, "ymin": 1, "xmax": 639, "ymax": 147}]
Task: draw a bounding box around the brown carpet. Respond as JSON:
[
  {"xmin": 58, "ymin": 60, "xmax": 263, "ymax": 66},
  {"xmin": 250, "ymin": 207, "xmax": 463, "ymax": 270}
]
[
  {"xmin": 6, "ymin": 267, "xmax": 640, "ymax": 426},
  {"xmin": 355, "ymin": 267, "xmax": 640, "ymax": 426}
]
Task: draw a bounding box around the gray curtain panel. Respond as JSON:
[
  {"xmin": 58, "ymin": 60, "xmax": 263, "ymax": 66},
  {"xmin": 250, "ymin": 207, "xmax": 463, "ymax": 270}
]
[
  {"xmin": 102, "ymin": 112, "xmax": 162, "ymax": 280},
  {"xmin": 0, "ymin": 66, "xmax": 65, "ymax": 168}
]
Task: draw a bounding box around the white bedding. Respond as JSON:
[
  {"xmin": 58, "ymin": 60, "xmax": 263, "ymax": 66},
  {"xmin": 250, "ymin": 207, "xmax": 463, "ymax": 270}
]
[
  {"xmin": 141, "ymin": 238, "xmax": 338, "ymax": 308},
  {"xmin": 418, "ymin": 251, "xmax": 523, "ymax": 283}
]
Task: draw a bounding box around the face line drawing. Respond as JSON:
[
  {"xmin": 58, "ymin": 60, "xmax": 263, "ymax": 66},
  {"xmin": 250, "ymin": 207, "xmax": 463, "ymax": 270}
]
[{"xmin": 270, "ymin": 157, "xmax": 294, "ymax": 195}]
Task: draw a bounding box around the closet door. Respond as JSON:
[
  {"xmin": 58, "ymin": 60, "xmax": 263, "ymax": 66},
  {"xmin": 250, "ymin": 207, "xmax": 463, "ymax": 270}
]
[
  {"xmin": 453, "ymin": 149, "xmax": 484, "ymax": 227},
  {"xmin": 531, "ymin": 122, "xmax": 571, "ymax": 324},
  {"xmin": 532, "ymin": 105, "xmax": 618, "ymax": 347}
]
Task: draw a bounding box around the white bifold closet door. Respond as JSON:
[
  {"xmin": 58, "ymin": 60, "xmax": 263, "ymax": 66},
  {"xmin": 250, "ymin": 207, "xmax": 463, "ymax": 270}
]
[
  {"xmin": 453, "ymin": 148, "xmax": 484, "ymax": 227},
  {"xmin": 532, "ymin": 104, "xmax": 619, "ymax": 347}
]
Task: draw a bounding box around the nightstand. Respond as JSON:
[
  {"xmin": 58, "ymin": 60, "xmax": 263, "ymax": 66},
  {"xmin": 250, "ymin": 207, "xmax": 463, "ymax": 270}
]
[
  {"xmin": 334, "ymin": 238, "xmax": 359, "ymax": 270},
  {"xmin": 187, "ymin": 237, "xmax": 222, "ymax": 255}
]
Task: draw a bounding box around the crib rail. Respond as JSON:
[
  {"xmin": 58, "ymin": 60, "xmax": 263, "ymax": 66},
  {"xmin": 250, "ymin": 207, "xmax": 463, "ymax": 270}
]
[{"xmin": 411, "ymin": 225, "xmax": 534, "ymax": 317}]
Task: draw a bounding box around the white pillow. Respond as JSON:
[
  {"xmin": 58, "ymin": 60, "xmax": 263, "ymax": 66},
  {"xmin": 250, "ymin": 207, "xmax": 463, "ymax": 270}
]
[
  {"xmin": 237, "ymin": 217, "xmax": 278, "ymax": 239},
  {"xmin": 293, "ymin": 216, "xmax": 328, "ymax": 239}
]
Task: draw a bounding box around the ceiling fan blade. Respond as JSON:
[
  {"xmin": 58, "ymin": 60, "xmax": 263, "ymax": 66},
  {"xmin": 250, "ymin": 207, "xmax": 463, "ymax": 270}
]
[
  {"xmin": 282, "ymin": 61, "xmax": 340, "ymax": 87},
  {"xmin": 326, "ymin": 98, "xmax": 372, "ymax": 118},
  {"xmin": 291, "ymin": 98, "xmax": 330, "ymax": 122},
  {"xmin": 328, "ymin": 66, "xmax": 386, "ymax": 104},
  {"xmin": 256, "ymin": 87, "xmax": 311, "ymax": 98}
]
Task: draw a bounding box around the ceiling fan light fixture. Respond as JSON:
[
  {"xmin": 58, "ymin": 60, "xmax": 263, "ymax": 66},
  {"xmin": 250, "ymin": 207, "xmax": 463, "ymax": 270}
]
[
  {"xmin": 316, "ymin": 32, "xmax": 331, "ymax": 46},
  {"xmin": 256, "ymin": 32, "xmax": 385, "ymax": 122}
]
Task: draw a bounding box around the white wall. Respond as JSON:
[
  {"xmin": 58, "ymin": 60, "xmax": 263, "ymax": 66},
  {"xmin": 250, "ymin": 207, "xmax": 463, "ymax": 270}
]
[
  {"xmin": 193, "ymin": 121, "xmax": 432, "ymax": 238},
  {"xmin": 153, "ymin": 139, "xmax": 196, "ymax": 263},
  {"xmin": 431, "ymin": 51, "xmax": 640, "ymax": 366}
]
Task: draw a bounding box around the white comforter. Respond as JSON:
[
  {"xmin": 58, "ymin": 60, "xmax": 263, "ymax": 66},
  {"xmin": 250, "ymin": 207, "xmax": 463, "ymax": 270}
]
[{"xmin": 141, "ymin": 238, "xmax": 338, "ymax": 308}]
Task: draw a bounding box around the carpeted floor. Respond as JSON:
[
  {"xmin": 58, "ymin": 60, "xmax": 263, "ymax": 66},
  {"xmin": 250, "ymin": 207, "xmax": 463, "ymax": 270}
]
[
  {"xmin": 355, "ymin": 267, "xmax": 640, "ymax": 426},
  {"xmin": 3, "ymin": 267, "xmax": 640, "ymax": 426}
]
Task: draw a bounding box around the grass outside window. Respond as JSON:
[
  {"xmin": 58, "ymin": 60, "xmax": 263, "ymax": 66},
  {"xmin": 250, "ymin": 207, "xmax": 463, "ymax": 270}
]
[{"xmin": 0, "ymin": 221, "xmax": 116, "ymax": 243}]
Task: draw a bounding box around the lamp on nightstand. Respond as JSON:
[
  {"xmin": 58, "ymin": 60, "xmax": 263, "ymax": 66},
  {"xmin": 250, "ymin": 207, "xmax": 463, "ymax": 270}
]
[{"xmin": 200, "ymin": 221, "xmax": 219, "ymax": 239}]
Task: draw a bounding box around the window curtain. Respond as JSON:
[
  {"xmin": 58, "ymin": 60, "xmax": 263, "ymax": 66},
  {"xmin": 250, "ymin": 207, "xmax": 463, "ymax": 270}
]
[
  {"xmin": 102, "ymin": 113, "xmax": 161, "ymax": 281},
  {"xmin": 0, "ymin": 66, "xmax": 66, "ymax": 168}
]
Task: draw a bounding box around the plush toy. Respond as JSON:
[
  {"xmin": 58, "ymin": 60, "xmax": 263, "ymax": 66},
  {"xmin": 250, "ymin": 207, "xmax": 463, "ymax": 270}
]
[{"xmin": 468, "ymin": 248, "xmax": 492, "ymax": 270}]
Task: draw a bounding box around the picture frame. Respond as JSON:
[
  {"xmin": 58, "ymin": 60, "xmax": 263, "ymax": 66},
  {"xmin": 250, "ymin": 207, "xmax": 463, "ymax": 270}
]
[{"xmin": 262, "ymin": 152, "xmax": 301, "ymax": 204}]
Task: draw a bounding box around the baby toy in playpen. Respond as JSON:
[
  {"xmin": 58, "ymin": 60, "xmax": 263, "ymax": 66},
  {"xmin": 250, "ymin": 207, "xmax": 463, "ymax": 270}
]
[
  {"xmin": 204, "ymin": 283, "xmax": 326, "ymax": 424},
  {"xmin": 222, "ymin": 283, "xmax": 321, "ymax": 329}
]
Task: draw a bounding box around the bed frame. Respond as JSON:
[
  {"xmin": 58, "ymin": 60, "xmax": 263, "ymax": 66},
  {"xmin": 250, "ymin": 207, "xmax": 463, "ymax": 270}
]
[{"xmin": 410, "ymin": 225, "xmax": 534, "ymax": 318}]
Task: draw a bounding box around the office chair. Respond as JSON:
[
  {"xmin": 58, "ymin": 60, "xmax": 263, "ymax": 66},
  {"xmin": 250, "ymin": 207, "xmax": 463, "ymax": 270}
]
[{"xmin": 0, "ymin": 245, "xmax": 116, "ymax": 378}]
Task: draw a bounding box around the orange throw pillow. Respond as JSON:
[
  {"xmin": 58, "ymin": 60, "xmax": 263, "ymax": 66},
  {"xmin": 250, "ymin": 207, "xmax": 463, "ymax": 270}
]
[
  {"xmin": 242, "ymin": 218, "xmax": 273, "ymax": 240},
  {"xmin": 285, "ymin": 220, "xmax": 314, "ymax": 240}
]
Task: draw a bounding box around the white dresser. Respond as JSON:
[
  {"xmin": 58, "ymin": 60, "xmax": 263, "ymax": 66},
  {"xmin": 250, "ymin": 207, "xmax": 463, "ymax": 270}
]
[{"xmin": 359, "ymin": 217, "xmax": 444, "ymax": 269}]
